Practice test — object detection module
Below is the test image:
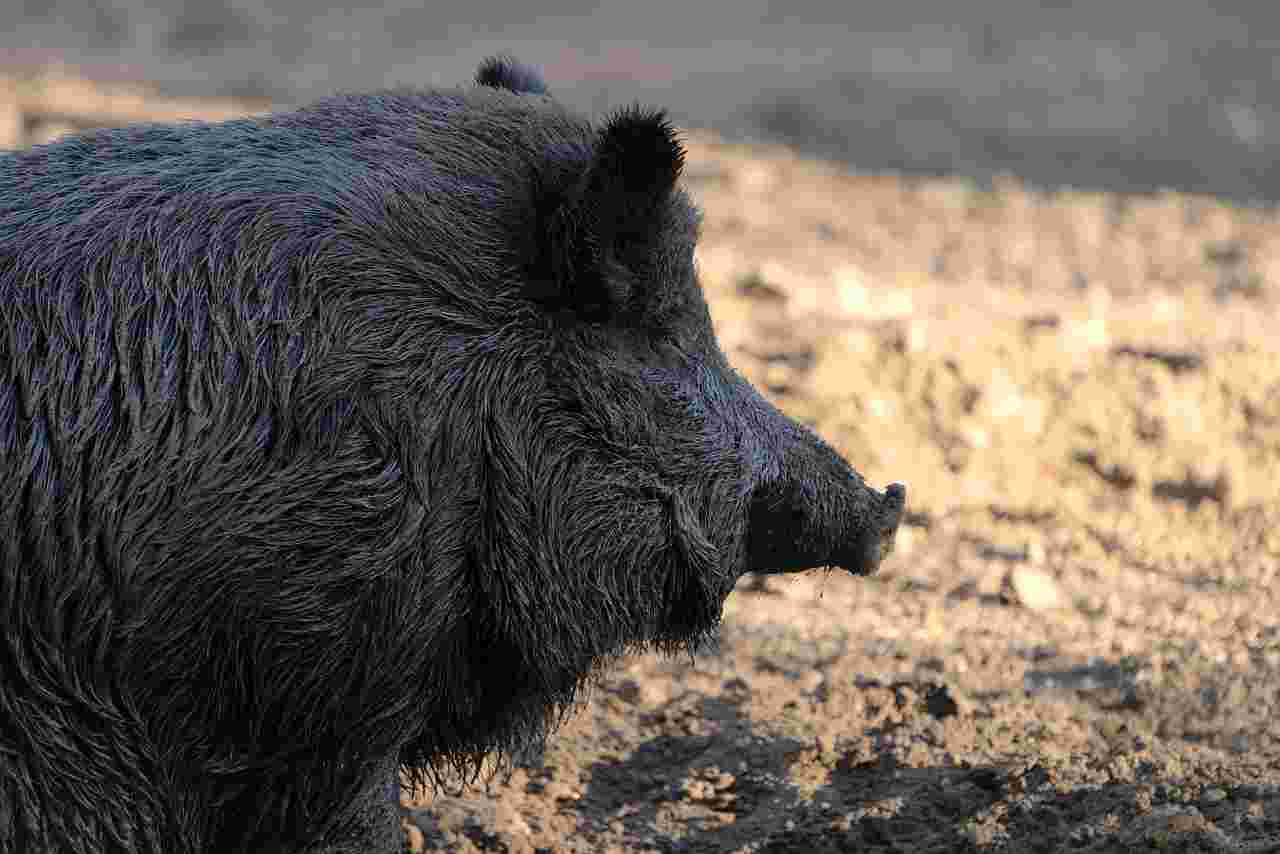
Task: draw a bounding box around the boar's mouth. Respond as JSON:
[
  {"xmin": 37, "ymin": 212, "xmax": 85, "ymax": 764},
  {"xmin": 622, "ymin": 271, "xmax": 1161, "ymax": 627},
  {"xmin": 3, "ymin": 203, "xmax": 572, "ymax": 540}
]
[{"xmin": 745, "ymin": 481, "xmax": 906, "ymax": 578}]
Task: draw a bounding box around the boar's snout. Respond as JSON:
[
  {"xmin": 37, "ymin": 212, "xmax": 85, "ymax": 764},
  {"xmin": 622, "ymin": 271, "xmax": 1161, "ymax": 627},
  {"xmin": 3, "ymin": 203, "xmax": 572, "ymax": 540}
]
[
  {"xmin": 834, "ymin": 480, "xmax": 907, "ymax": 575},
  {"xmin": 746, "ymin": 478, "xmax": 906, "ymax": 578},
  {"xmin": 740, "ymin": 397, "xmax": 907, "ymax": 578}
]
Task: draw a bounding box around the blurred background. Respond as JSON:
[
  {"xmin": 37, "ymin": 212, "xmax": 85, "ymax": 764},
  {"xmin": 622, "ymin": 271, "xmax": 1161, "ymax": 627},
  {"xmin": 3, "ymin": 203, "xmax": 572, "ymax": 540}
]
[{"xmin": 2, "ymin": 0, "xmax": 1278, "ymax": 201}]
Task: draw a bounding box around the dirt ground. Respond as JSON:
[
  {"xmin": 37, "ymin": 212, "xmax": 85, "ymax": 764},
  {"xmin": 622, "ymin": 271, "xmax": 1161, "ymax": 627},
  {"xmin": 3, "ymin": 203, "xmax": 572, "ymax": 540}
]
[{"xmin": 5, "ymin": 76, "xmax": 1279, "ymax": 853}]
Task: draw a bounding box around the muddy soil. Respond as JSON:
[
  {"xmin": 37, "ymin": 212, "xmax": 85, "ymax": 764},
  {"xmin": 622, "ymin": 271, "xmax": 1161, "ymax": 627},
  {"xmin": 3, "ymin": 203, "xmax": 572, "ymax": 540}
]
[
  {"xmin": 402, "ymin": 136, "xmax": 1280, "ymax": 853},
  {"xmin": 5, "ymin": 77, "xmax": 1279, "ymax": 853}
]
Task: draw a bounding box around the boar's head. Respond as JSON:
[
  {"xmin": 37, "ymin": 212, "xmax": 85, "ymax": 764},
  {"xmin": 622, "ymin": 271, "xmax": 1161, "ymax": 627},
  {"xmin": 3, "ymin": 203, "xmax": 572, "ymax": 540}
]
[{"xmin": 382, "ymin": 58, "xmax": 907, "ymax": 774}]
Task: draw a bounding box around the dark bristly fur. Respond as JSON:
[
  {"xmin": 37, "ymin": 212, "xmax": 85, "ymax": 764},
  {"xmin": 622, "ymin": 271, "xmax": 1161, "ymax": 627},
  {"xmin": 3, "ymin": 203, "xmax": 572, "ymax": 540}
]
[
  {"xmin": 0, "ymin": 57, "xmax": 904, "ymax": 853},
  {"xmin": 475, "ymin": 54, "xmax": 549, "ymax": 95}
]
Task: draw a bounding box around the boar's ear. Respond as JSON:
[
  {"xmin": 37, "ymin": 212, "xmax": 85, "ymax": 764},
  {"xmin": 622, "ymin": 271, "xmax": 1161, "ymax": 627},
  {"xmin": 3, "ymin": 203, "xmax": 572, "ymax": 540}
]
[
  {"xmin": 585, "ymin": 106, "xmax": 685, "ymax": 244},
  {"xmin": 475, "ymin": 55, "xmax": 549, "ymax": 95},
  {"xmin": 535, "ymin": 107, "xmax": 685, "ymax": 319},
  {"xmin": 594, "ymin": 106, "xmax": 684, "ymax": 187}
]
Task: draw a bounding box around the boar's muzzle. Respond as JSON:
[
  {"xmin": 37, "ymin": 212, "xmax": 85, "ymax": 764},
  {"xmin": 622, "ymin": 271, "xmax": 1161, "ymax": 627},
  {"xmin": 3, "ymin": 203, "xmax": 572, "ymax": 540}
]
[
  {"xmin": 832, "ymin": 480, "xmax": 907, "ymax": 575},
  {"xmin": 746, "ymin": 478, "xmax": 906, "ymax": 578},
  {"xmin": 739, "ymin": 390, "xmax": 907, "ymax": 578}
]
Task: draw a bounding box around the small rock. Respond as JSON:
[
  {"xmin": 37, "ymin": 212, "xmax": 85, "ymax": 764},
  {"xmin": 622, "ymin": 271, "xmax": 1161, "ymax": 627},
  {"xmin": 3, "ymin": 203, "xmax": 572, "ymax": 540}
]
[
  {"xmin": 402, "ymin": 821, "xmax": 425, "ymax": 853},
  {"xmin": 542, "ymin": 780, "xmax": 581, "ymax": 803},
  {"xmin": 798, "ymin": 670, "xmax": 825, "ymax": 695},
  {"xmin": 1005, "ymin": 567, "xmax": 1066, "ymax": 611},
  {"xmin": 681, "ymin": 778, "xmax": 716, "ymax": 801},
  {"xmin": 609, "ymin": 678, "xmax": 645, "ymax": 704},
  {"xmin": 1201, "ymin": 787, "xmax": 1229, "ymax": 805}
]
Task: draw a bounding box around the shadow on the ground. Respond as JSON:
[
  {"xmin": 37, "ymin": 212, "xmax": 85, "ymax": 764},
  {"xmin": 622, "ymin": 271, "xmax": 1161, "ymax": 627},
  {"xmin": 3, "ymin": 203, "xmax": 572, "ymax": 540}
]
[
  {"xmin": 578, "ymin": 689, "xmax": 1007, "ymax": 853},
  {"xmin": 574, "ymin": 674, "xmax": 1280, "ymax": 853}
]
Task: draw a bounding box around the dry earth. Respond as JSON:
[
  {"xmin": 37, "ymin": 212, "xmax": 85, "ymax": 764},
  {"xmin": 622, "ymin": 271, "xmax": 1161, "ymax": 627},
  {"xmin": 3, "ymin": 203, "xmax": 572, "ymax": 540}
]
[{"xmin": 5, "ymin": 75, "xmax": 1280, "ymax": 853}]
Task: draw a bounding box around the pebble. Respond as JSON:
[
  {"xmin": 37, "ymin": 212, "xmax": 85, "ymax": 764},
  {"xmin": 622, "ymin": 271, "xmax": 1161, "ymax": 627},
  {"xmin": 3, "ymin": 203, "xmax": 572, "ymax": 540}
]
[
  {"xmin": 402, "ymin": 821, "xmax": 425, "ymax": 853},
  {"xmin": 1201, "ymin": 787, "xmax": 1229, "ymax": 805},
  {"xmin": 1006, "ymin": 566, "xmax": 1067, "ymax": 611}
]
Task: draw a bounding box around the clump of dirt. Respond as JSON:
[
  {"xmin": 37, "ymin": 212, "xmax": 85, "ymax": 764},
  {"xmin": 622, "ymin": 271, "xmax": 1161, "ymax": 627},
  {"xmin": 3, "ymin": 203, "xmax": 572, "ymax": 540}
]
[{"xmin": 402, "ymin": 134, "xmax": 1280, "ymax": 852}]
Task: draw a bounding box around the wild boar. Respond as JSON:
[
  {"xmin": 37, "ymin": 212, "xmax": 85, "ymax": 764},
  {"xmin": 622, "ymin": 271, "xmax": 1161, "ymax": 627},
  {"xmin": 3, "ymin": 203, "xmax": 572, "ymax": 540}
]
[{"xmin": 0, "ymin": 56, "xmax": 905, "ymax": 853}]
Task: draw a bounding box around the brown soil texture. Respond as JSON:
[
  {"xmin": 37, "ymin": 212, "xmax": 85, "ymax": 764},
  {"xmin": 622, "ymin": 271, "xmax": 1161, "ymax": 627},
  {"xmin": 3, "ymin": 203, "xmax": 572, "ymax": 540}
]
[
  {"xmin": 5, "ymin": 80, "xmax": 1279, "ymax": 853},
  {"xmin": 401, "ymin": 137, "xmax": 1280, "ymax": 852}
]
